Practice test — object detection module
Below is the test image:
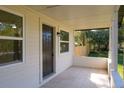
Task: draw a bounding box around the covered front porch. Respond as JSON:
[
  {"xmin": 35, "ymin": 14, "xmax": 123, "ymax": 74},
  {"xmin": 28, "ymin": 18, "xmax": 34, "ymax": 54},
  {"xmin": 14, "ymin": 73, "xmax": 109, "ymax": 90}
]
[
  {"xmin": 0, "ymin": 5, "xmax": 124, "ymax": 88},
  {"xmin": 32, "ymin": 5, "xmax": 122, "ymax": 88}
]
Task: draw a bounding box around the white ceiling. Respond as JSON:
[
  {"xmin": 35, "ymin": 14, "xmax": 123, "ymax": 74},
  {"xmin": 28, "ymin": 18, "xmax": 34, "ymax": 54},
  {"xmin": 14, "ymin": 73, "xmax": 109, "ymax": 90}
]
[{"xmin": 27, "ymin": 5, "xmax": 115, "ymax": 30}]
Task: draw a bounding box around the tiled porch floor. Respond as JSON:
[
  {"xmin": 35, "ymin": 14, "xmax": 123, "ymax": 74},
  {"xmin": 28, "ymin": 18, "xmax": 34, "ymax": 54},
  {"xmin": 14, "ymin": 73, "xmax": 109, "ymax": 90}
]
[{"xmin": 41, "ymin": 67, "xmax": 110, "ymax": 88}]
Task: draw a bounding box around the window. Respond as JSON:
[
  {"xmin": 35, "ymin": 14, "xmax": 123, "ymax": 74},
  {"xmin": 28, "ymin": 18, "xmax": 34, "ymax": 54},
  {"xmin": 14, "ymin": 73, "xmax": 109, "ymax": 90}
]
[
  {"xmin": 60, "ymin": 30, "xmax": 69, "ymax": 41},
  {"xmin": 0, "ymin": 9, "xmax": 23, "ymax": 66},
  {"xmin": 60, "ymin": 30, "xmax": 69, "ymax": 53}
]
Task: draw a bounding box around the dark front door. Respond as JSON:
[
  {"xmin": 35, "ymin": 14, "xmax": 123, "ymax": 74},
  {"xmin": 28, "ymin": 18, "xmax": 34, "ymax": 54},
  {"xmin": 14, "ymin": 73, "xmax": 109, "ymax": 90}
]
[{"xmin": 42, "ymin": 24, "xmax": 54, "ymax": 78}]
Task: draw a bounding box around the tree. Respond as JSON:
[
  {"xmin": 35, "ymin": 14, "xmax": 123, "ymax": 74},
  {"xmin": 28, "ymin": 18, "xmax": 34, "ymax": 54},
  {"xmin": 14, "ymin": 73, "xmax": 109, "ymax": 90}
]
[
  {"xmin": 74, "ymin": 29, "xmax": 109, "ymax": 52},
  {"xmin": 85, "ymin": 29, "xmax": 109, "ymax": 51},
  {"xmin": 118, "ymin": 27, "xmax": 124, "ymax": 48},
  {"xmin": 74, "ymin": 31, "xmax": 86, "ymax": 46}
]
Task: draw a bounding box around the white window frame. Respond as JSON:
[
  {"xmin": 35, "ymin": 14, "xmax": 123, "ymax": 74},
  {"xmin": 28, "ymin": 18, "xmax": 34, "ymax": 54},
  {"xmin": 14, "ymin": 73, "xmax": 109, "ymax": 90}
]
[
  {"xmin": 59, "ymin": 30, "xmax": 69, "ymax": 53},
  {"xmin": 0, "ymin": 7, "xmax": 25, "ymax": 66}
]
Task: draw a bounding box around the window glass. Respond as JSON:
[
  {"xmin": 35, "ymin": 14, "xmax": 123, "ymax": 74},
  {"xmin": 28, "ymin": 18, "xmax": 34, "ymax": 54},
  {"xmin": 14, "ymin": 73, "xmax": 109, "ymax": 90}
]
[
  {"xmin": 0, "ymin": 40, "xmax": 22, "ymax": 65},
  {"xmin": 60, "ymin": 30, "xmax": 69, "ymax": 41},
  {"xmin": 60, "ymin": 42, "xmax": 69, "ymax": 53},
  {"xmin": 0, "ymin": 10, "xmax": 23, "ymax": 37},
  {"xmin": 0, "ymin": 10, "xmax": 23, "ymax": 66},
  {"xmin": 60, "ymin": 30, "xmax": 69, "ymax": 53}
]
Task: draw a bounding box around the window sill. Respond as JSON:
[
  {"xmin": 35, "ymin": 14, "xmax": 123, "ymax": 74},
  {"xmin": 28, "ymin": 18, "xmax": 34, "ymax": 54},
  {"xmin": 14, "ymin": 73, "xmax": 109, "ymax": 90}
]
[{"xmin": 0, "ymin": 60, "xmax": 24, "ymax": 68}]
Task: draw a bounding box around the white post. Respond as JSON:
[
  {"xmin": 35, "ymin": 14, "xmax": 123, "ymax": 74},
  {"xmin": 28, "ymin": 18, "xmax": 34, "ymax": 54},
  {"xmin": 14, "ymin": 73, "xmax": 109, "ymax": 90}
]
[
  {"xmin": 110, "ymin": 6, "xmax": 118, "ymax": 71},
  {"xmin": 109, "ymin": 6, "xmax": 119, "ymax": 88},
  {"xmin": 108, "ymin": 27, "xmax": 112, "ymax": 74}
]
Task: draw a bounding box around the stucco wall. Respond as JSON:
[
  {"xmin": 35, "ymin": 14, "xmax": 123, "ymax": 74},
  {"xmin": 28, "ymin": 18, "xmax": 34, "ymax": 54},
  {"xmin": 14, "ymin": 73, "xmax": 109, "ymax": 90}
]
[
  {"xmin": 0, "ymin": 6, "xmax": 74, "ymax": 88},
  {"xmin": 74, "ymin": 44, "xmax": 89, "ymax": 56},
  {"xmin": 73, "ymin": 56, "xmax": 108, "ymax": 69}
]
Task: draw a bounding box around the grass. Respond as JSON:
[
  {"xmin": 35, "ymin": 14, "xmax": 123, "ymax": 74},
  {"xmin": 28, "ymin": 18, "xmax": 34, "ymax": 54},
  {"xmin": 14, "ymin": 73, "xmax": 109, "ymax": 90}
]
[
  {"xmin": 118, "ymin": 64, "xmax": 124, "ymax": 79},
  {"xmin": 88, "ymin": 51, "xmax": 124, "ymax": 79},
  {"xmin": 118, "ymin": 53, "xmax": 124, "ymax": 79}
]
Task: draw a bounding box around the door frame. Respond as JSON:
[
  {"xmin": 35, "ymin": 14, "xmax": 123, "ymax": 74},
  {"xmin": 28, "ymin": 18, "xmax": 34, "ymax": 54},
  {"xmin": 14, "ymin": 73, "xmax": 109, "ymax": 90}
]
[{"xmin": 39, "ymin": 22, "xmax": 56, "ymax": 84}]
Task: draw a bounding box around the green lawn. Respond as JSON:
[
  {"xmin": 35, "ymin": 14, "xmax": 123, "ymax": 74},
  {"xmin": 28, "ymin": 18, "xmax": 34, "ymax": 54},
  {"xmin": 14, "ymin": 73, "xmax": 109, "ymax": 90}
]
[
  {"xmin": 118, "ymin": 53, "xmax": 124, "ymax": 79},
  {"xmin": 88, "ymin": 51, "xmax": 124, "ymax": 79}
]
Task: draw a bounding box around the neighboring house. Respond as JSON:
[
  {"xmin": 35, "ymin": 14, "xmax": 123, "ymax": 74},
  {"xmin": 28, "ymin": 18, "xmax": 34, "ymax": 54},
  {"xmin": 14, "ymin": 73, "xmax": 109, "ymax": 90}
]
[{"xmin": 0, "ymin": 5, "xmax": 123, "ymax": 88}]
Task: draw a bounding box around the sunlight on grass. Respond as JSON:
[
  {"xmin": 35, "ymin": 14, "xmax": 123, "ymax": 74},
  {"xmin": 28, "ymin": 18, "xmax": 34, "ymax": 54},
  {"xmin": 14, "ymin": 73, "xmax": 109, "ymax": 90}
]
[
  {"xmin": 118, "ymin": 53, "xmax": 124, "ymax": 80},
  {"xmin": 118, "ymin": 64, "xmax": 124, "ymax": 79}
]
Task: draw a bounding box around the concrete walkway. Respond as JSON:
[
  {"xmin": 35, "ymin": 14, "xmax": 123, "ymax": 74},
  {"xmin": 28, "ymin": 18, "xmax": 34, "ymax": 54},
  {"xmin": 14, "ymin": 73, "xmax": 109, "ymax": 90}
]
[{"xmin": 41, "ymin": 67, "xmax": 110, "ymax": 88}]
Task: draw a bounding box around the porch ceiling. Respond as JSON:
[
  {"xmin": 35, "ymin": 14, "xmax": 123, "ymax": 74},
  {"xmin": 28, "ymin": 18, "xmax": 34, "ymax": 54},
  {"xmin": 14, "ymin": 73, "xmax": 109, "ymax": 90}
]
[{"xmin": 27, "ymin": 5, "xmax": 115, "ymax": 30}]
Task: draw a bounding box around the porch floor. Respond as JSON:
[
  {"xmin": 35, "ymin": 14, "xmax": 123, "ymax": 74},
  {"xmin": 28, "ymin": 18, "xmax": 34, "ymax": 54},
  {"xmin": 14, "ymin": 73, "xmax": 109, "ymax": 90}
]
[{"xmin": 41, "ymin": 67, "xmax": 110, "ymax": 88}]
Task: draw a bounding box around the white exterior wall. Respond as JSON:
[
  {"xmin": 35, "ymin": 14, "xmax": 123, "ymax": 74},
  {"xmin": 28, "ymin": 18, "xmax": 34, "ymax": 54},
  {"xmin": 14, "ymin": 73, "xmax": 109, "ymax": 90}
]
[{"xmin": 0, "ymin": 6, "xmax": 74, "ymax": 88}]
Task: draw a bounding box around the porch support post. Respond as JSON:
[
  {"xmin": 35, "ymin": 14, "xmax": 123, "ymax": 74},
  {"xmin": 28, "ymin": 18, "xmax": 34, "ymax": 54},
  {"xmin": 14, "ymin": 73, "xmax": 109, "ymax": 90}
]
[{"xmin": 110, "ymin": 6, "xmax": 118, "ymax": 71}]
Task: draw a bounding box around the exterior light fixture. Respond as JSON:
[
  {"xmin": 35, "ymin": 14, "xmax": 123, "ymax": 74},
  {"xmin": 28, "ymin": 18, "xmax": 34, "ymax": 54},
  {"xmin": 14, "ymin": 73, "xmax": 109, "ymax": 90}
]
[{"xmin": 57, "ymin": 32, "xmax": 60, "ymax": 37}]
